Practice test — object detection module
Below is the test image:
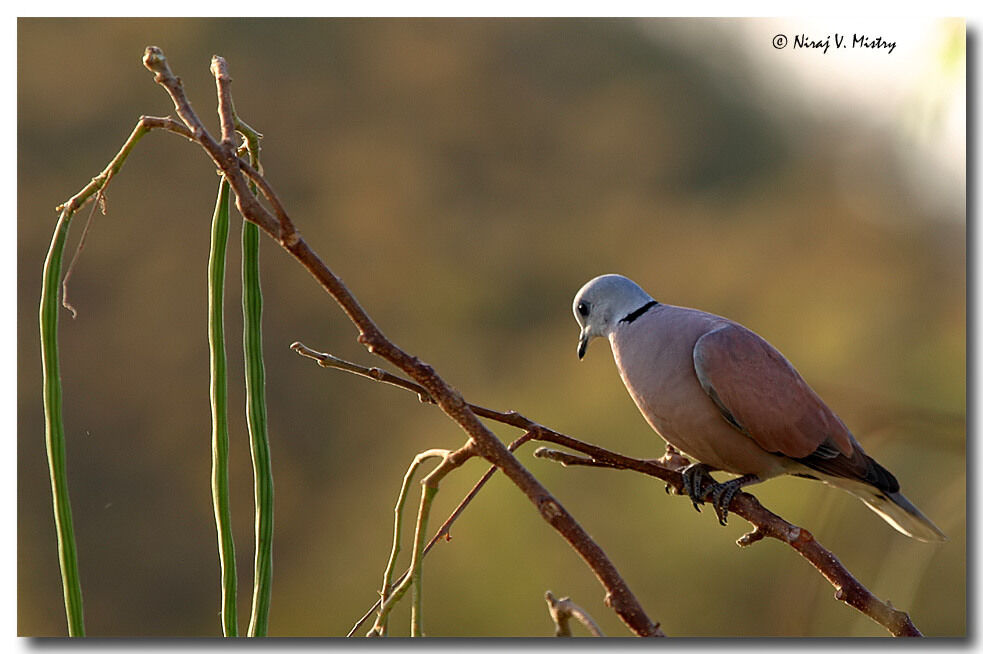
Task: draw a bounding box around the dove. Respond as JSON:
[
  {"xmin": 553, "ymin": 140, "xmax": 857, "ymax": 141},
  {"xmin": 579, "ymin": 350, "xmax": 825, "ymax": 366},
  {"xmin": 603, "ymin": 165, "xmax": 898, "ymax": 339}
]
[{"xmin": 573, "ymin": 274, "xmax": 946, "ymax": 542}]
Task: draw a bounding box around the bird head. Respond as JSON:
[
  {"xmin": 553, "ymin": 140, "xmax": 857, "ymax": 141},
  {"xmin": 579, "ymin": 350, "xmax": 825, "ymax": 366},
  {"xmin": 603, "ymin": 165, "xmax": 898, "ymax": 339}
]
[{"xmin": 573, "ymin": 274, "xmax": 654, "ymax": 359}]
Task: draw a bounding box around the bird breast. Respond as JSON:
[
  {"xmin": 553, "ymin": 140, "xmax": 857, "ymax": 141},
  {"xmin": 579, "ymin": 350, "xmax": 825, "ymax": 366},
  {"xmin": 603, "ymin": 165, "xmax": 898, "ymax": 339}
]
[{"xmin": 609, "ymin": 305, "xmax": 788, "ymax": 478}]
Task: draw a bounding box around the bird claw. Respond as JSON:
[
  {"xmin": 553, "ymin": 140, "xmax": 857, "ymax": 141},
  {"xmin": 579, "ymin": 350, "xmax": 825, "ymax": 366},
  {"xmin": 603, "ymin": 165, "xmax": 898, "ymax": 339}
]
[
  {"xmin": 680, "ymin": 464, "xmax": 758, "ymax": 526},
  {"xmin": 680, "ymin": 462, "xmax": 713, "ymax": 513},
  {"xmin": 707, "ymin": 484, "xmax": 736, "ymax": 525}
]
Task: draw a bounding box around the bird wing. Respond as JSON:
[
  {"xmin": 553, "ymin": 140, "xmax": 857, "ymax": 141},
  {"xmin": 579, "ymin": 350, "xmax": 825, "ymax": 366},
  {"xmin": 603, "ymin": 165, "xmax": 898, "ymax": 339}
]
[{"xmin": 691, "ymin": 323, "xmax": 855, "ymax": 460}]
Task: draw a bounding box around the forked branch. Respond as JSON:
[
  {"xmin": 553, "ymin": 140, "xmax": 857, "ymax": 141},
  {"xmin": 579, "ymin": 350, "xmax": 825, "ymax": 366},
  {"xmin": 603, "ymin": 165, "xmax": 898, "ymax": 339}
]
[
  {"xmin": 135, "ymin": 47, "xmax": 661, "ymax": 637},
  {"xmin": 545, "ymin": 591, "xmax": 605, "ymax": 637}
]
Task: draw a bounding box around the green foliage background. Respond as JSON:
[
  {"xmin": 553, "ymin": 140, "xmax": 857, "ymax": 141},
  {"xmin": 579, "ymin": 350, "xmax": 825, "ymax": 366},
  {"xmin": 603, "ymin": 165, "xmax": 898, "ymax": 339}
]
[{"xmin": 18, "ymin": 18, "xmax": 965, "ymax": 636}]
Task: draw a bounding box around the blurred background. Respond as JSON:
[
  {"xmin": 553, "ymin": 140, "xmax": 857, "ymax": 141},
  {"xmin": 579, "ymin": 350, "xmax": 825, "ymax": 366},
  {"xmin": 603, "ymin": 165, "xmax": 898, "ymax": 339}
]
[{"xmin": 18, "ymin": 18, "xmax": 965, "ymax": 637}]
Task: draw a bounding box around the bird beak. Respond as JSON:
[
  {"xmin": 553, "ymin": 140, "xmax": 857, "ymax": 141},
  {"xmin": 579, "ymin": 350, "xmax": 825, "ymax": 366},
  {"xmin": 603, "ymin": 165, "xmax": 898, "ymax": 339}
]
[{"xmin": 577, "ymin": 329, "xmax": 590, "ymax": 360}]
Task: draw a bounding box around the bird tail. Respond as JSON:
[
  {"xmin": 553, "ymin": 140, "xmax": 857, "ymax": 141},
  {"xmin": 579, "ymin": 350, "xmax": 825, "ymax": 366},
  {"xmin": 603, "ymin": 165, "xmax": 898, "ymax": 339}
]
[
  {"xmin": 851, "ymin": 486, "xmax": 947, "ymax": 543},
  {"xmin": 793, "ymin": 445, "xmax": 947, "ymax": 542}
]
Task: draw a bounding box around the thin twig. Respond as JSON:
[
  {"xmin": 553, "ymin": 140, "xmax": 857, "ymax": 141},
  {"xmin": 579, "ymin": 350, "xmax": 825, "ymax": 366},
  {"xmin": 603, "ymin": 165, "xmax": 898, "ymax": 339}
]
[
  {"xmin": 291, "ymin": 342, "xmax": 434, "ymax": 403},
  {"xmin": 545, "ymin": 591, "xmax": 605, "ymax": 637},
  {"xmin": 348, "ymin": 432, "xmax": 533, "ymax": 637},
  {"xmin": 534, "ymin": 447, "xmax": 622, "ymax": 469},
  {"xmin": 236, "ymin": 157, "xmax": 298, "ymax": 245},
  {"xmin": 210, "ymin": 55, "xmax": 299, "ymax": 245},
  {"xmin": 369, "ymin": 443, "xmax": 478, "ymax": 636},
  {"xmin": 409, "ymin": 447, "xmax": 476, "ymax": 636},
  {"xmin": 373, "ymin": 448, "xmax": 450, "ymax": 636},
  {"xmin": 210, "ymin": 55, "xmax": 237, "ymax": 150},
  {"xmin": 61, "ymin": 169, "xmax": 112, "ymax": 319},
  {"xmin": 428, "ymin": 433, "xmax": 534, "ymax": 546},
  {"xmin": 57, "ymin": 116, "xmax": 192, "ymax": 217}
]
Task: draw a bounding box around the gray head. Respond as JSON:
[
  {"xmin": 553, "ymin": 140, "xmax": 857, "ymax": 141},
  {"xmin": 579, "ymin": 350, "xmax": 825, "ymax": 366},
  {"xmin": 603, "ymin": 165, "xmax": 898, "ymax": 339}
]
[{"xmin": 573, "ymin": 274, "xmax": 656, "ymax": 359}]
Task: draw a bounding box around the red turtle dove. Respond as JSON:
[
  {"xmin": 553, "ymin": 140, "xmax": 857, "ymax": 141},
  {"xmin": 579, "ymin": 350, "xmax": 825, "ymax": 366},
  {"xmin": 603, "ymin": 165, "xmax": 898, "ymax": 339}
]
[{"xmin": 573, "ymin": 274, "xmax": 945, "ymax": 542}]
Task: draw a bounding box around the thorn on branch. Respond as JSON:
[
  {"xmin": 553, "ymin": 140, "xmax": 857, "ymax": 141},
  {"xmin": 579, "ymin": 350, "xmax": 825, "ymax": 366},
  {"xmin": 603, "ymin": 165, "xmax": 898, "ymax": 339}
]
[{"xmin": 737, "ymin": 526, "xmax": 766, "ymax": 547}]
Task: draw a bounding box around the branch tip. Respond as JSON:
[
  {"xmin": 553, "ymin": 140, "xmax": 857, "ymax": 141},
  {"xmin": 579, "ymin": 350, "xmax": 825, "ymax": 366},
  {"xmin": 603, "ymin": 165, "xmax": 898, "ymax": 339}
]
[
  {"xmin": 545, "ymin": 591, "xmax": 605, "ymax": 637},
  {"xmin": 142, "ymin": 46, "xmax": 166, "ymax": 71},
  {"xmin": 737, "ymin": 527, "xmax": 765, "ymax": 547},
  {"xmin": 210, "ymin": 55, "xmax": 230, "ymax": 79}
]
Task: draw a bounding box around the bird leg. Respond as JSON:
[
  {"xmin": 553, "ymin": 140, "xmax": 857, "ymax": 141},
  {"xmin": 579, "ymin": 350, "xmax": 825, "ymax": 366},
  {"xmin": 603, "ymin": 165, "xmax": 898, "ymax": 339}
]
[{"xmin": 680, "ymin": 463, "xmax": 760, "ymax": 526}]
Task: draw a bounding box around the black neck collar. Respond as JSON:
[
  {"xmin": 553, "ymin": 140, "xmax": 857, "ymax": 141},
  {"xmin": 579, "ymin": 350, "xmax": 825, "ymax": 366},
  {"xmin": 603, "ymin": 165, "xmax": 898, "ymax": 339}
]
[{"xmin": 620, "ymin": 300, "xmax": 658, "ymax": 324}]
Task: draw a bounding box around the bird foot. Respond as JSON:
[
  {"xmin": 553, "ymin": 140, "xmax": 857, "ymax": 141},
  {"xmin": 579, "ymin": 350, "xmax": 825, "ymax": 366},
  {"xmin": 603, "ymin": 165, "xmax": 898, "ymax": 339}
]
[
  {"xmin": 680, "ymin": 463, "xmax": 714, "ymax": 513},
  {"xmin": 680, "ymin": 464, "xmax": 759, "ymax": 526}
]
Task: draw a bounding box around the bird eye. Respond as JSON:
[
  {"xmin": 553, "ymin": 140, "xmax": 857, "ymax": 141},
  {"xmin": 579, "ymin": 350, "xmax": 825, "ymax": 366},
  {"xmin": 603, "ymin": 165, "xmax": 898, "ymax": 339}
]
[{"xmin": 577, "ymin": 302, "xmax": 590, "ymax": 317}]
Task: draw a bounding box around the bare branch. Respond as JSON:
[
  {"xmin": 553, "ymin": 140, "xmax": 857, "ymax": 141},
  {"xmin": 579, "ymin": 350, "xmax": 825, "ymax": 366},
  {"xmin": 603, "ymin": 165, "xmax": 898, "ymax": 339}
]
[
  {"xmin": 532, "ymin": 440, "xmax": 924, "ymax": 637},
  {"xmin": 237, "ymin": 156, "xmax": 299, "ymax": 246},
  {"xmin": 142, "ymin": 47, "xmax": 281, "ymax": 240},
  {"xmin": 429, "ymin": 432, "xmax": 534, "ymax": 545},
  {"xmin": 292, "ymin": 343, "xmax": 923, "ymax": 637},
  {"xmin": 534, "ymin": 447, "xmax": 622, "ymax": 469},
  {"xmin": 142, "ymin": 47, "xmax": 214, "ymax": 145},
  {"xmin": 209, "ymin": 55, "xmax": 236, "ymax": 149},
  {"xmin": 291, "ymin": 342, "xmax": 434, "ymax": 404}
]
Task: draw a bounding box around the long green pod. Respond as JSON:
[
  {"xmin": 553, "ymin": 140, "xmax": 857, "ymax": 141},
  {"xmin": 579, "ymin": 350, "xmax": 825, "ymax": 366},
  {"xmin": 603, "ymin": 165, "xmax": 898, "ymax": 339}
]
[
  {"xmin": 41, "ymin": 118, "xmax": 159, "ymax": 636},
  {"xmin": 239, "ymin": 129, "xmax": 274, "ymax": 637},
  {"xmin": 39, "ymin": 209, "xmax": 85, "ymax": 636},
  {"xmin": 243, "ymin": 215, "xmax": 273, "ymax": 636},
  {"xmin": 208, "ymin": 178, "xmax": 238, "ymax": 636}
]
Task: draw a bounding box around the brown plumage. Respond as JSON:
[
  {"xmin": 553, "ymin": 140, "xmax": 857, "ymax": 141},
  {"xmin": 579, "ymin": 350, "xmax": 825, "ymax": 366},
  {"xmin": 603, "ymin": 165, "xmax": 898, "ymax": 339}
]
[{"xmin": 573, "ymin": 274, "xmax": 945, "ymax": 542}]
